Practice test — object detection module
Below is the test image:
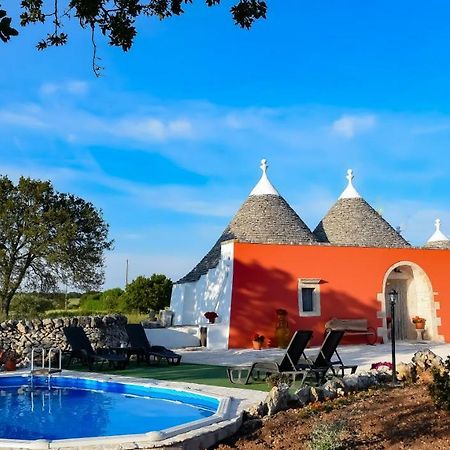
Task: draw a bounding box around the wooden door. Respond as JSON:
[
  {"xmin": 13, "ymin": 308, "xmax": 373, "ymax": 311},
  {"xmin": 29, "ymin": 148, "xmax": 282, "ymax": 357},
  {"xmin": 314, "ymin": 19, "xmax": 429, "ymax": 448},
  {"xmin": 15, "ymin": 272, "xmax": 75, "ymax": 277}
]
[{"xmin": 385, "ymin": 280, "xmax": 408, "ymax": 340}]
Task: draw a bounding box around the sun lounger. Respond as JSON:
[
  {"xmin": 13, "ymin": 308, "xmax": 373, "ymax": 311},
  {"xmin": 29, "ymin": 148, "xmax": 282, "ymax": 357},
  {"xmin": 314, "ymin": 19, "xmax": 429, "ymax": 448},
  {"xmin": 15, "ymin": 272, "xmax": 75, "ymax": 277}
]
[
  {"xmin": 63, "ymin": 326, "xmax": 128, "ymax": 370},
  {"xmin": 295, "ymin": 329, "xmax": 358, "ymax": 384},
  {"xmin": 125, "ymin": 323, "xmax": 182, "ymax": 365},
  {"xmin": 226, "ymin": 330, "xmax": 313, "ymax": 385}
]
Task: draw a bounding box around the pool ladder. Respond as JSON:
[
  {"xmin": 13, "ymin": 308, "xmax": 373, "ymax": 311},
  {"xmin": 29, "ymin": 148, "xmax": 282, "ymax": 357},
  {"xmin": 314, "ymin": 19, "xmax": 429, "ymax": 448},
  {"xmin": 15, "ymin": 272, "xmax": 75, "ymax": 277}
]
[{"xmin": 30, "ymin": 347, "xmax": 62, "ymax": 377}]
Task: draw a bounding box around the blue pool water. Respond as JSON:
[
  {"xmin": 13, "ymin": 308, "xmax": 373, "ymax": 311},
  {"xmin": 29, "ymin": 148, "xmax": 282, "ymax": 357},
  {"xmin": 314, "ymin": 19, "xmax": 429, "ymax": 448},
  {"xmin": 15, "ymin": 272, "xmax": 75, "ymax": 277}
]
[{"xmin": 0, "ymin": 376, "xmax": 218, "ymax": 440}]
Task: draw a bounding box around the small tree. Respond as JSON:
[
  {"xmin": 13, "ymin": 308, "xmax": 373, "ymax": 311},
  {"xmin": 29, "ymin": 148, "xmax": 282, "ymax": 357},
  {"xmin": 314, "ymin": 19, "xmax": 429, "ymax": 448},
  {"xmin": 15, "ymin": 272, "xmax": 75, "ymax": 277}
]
[
  {"xmin": 124, "ymin": 274, "xmax": 172, "ymax": 313},
  {"xmin": 0, "ymin": 176, "xmax": 113, "ymax": 317},
  {"xmin": 101, "ymin": 287, "xmax": 124, "ymax": 312}
]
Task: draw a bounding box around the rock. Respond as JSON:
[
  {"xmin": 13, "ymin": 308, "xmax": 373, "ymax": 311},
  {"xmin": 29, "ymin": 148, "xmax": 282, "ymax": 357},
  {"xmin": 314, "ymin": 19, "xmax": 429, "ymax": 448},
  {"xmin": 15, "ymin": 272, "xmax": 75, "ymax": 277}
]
[
  {"xmin": 342, "ymin": 374, "xmax": 360, "ymax": 392},
  {"xmin": 356, "ymin": 372, "xmax": 378, "ymax": 390},
  {"xmin": 295, "ymin": 385, "xmax": 312, "ymax": 406},
  {"xmin": 397, "ymin": 362, "xmax": 416, "ymax": 382},
  {"xmin": 322, "ymin": 377, "xmax": 348, "ymax": 397},
  {"xmin": 310, "ymin": 386, "xmax": 324, "ymax": 402},
  {"xmin": 265, "ymin": 385, "xmax": 291, "ymax": 415},
  {"xmin": 246, "ymin": 401, "xmax": 268, "ymax": 418}
]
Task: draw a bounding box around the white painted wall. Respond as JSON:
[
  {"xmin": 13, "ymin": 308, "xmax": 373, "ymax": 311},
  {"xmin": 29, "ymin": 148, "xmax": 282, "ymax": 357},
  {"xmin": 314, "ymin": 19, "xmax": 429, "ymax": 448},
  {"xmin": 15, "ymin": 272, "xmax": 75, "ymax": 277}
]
[
  {"xmin": 170, "ymin": 241, "xmax": 234, "ymax": 349},
  {"xmin": 145, "ymin": 326, "xmax": 200, "ymax": 348}
]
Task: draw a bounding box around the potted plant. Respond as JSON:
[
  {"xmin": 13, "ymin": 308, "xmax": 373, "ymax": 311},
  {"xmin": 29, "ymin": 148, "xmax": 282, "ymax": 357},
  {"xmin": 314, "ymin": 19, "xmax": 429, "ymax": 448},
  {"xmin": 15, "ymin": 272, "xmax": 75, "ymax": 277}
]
[
  {"xmin": 412, "ymin": 316, "xmax": 426, "ymax": 329},
  {"xmin": 252, "ymin": 333, "xmax": 265, "ymax": 350},
  {"xmin": 0, "ymin": 349, "xmax": 18, "ymax": 371},
  {"xmin": 204, "ymin": 311, "xmax": 218, "ymax": 324}
]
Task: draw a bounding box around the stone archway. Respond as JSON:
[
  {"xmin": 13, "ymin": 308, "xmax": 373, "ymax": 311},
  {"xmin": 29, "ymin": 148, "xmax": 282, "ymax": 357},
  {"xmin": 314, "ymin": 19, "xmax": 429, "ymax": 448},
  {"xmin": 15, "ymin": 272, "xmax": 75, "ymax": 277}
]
[{"xmin": 376, "ymin": 261, "xmax": 441, "ymax": 343}]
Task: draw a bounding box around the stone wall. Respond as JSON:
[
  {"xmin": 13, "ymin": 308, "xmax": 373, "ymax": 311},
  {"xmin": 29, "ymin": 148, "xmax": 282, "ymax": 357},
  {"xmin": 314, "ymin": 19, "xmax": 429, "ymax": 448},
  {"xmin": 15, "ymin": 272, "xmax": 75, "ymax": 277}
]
[{"xmin": 0, "ymin": 314, "xmax": 128, "ymax": 367}]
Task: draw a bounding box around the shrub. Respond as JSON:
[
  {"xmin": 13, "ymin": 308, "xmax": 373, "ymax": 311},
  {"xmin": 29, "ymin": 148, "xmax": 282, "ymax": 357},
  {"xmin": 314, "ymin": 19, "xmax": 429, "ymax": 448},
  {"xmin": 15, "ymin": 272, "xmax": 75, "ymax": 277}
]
[
  {"xmin": 428, "ymin": 356, "xmax": 450, "ymax": 411},
  {"xmin": 79, "ymin": 291, "xmax": 103, "ymax": 311},
  {"xmin": 308, "ymin": 420, "xmax": 346, "ymax": 450},
  {"xmin": 10, "ymin": 294, "xmax": 54, "ymax": 318},
  {"xmin": 101, "ymin": 288, "xmax": 125, "ymax": 312},
  {"xmin": 123, "ymin": 274, "xmax": 172, "ymax": 313}
]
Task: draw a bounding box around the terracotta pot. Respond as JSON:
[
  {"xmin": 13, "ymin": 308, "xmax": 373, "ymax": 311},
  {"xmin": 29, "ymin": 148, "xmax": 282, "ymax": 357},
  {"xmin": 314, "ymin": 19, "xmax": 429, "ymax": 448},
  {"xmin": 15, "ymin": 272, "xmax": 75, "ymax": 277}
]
[
  {"xmin": 415, "ymin": 322, "xmax": 425, "ymax": 330},
  {"xmin": 4, "ymin": 359, "xmax": 16, "ymax": 371},
  {"xmin": 252, "ymin": 341, "xmax": 263, "ymax": 350}
]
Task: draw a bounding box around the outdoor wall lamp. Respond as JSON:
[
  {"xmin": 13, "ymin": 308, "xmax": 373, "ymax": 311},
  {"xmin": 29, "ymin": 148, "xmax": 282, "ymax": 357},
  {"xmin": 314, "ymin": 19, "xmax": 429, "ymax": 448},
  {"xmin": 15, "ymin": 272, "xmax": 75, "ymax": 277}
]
[{"xmin": 389, "ymin": 289, "xmax": 399, "ymax": 383}]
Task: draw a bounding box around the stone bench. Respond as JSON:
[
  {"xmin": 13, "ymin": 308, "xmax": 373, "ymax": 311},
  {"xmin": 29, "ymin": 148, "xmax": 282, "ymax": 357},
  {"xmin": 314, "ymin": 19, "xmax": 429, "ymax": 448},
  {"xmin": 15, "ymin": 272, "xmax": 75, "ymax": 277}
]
[{"xmin": 325, "ymin": 318, "xmax": 378, "ymax": 345}]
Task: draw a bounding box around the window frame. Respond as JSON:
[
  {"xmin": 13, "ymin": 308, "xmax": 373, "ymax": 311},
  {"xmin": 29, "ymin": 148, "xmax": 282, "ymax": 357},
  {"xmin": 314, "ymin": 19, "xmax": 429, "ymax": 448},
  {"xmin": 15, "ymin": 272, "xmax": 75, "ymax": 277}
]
[{"xmin": 298, "ymin": 278, "xmax": 321, "ymax": 317}]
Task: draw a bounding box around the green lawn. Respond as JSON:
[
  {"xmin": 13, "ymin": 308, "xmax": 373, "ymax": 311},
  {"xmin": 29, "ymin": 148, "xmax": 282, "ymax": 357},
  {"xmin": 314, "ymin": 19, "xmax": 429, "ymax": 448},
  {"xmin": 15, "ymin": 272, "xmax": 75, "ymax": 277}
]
[{"xmin": 81, "ymin": 362, "xmax": 271, "ymax": 391}]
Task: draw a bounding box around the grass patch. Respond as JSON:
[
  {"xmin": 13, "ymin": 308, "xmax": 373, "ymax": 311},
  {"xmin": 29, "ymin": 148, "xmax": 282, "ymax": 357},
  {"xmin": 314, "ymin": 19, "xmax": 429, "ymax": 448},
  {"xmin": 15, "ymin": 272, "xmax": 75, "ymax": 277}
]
[{"xmin": 73, "ymin": 361, "xmax": 271, "ymax": 391}]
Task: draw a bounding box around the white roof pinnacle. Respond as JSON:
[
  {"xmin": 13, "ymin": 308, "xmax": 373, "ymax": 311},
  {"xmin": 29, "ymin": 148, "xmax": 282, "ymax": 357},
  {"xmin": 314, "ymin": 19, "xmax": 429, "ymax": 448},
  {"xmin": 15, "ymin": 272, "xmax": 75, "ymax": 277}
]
[
  {"xmin": 249, "ymin": 159, "xmax": 280, "ymax": 196},
  {"xmin": 339, "ymin": 169, "xmax": 362, "ymax": 199},
  {"xmin": 427, "ymin": 219, "xmax": 449, "ymax": 243}
]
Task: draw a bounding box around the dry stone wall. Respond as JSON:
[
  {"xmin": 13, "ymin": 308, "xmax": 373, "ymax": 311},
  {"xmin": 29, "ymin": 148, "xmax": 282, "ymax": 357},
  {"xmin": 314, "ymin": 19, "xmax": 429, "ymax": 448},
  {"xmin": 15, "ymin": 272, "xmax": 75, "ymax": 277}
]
[{"xmin": 0, "ymin": 314, "xmax": 128, "ymax": 367}]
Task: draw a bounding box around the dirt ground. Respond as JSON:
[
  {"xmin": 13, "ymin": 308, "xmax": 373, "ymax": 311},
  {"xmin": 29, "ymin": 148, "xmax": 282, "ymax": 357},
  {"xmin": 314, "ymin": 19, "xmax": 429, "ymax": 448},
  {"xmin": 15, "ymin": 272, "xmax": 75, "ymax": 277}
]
[{"xmin": 215, "ymin": 383, "xmax": 450, "ymax": 449}]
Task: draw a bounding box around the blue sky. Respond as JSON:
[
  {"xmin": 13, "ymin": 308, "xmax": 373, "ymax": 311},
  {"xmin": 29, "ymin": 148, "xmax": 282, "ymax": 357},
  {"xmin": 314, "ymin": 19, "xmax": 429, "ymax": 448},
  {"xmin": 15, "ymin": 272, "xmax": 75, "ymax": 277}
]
[{"xmin": 1, "ymin": 1, "xmax": 450, "ymax": 289}]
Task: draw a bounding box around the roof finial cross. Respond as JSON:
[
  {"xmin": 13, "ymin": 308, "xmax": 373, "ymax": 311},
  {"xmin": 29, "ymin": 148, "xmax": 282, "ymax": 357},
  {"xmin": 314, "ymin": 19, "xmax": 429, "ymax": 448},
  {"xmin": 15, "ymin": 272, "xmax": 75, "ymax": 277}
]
[
  {"xmin": 260, "ymin": 159, "xmax": 268, "ymax": 174},
  {"xmin": 435, "ymin": 218, "xmax": 441, "ymax": 231},
  {"xmin": 338, "ymin": 168, "xmax": 361, "ymax": 199},
  {"xmin": 346, "ymin": 169, "xmax": 354, "ymax": 184}
]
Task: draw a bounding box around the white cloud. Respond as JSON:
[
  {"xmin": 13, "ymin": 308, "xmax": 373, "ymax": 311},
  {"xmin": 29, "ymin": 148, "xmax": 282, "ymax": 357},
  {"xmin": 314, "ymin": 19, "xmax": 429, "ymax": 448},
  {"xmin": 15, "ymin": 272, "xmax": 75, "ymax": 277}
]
[
  {"xmin": 40, "ymin": 80, "xmax": 89, "ymax": 96},
  {"xmin": 331, "ymin": 114, "xmax": 376, "ymax": 138},
  {"xmin": 0, "ymin": 111, "xmax": 46, "ymax": 129}
]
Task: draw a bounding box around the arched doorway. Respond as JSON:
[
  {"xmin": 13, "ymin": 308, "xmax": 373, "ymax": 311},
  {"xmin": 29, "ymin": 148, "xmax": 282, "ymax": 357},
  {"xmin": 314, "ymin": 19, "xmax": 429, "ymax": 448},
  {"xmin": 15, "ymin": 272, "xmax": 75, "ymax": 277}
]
[{"xmin": 379, "ymin": 262, "xmax": 438, "ymax": 341}]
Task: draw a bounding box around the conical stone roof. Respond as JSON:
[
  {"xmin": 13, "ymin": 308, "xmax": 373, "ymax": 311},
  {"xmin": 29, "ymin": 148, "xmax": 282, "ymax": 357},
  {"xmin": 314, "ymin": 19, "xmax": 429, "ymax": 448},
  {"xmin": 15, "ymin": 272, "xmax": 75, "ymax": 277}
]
[
  {"xmin": 178, "ymin": 160, "xmax": 318, "ymax": 283},
  {"xmin": 424, "ymin": 219, "xmax": 450, "ymax": 249},
  {"xmin": 313, "ymin": 169, "xmax": 410, "ymax": 248}
]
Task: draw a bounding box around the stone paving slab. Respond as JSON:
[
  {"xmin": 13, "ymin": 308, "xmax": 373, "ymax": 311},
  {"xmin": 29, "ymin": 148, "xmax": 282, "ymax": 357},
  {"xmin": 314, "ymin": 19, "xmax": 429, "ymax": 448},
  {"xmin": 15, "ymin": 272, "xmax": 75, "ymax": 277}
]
[{"xmin": 178, "ymin": 341, "xmax": 450, "ymax": 371}]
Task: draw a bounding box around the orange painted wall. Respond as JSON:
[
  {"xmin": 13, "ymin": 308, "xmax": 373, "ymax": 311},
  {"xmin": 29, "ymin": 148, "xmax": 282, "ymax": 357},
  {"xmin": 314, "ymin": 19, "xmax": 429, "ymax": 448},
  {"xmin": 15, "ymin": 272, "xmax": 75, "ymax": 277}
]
[{"xmin": 228, "ymin": 243, "xmax": 450, "ymax": 348}]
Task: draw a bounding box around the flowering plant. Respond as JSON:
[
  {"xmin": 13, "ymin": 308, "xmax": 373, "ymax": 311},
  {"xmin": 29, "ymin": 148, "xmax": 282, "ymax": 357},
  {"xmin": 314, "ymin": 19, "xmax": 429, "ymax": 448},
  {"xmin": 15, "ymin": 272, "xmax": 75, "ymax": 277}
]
[
  {"xmin": 370, "ymin": 361, "xmax": 392, "ymax": 370},
  {"xmin": 204, "ymin": 311, "xmax": 218, "ymax": 321},
  {"xmin": 253, "ymin": 333, "xmax": 265, "ymax": 343},
  {"xmin": 412, "ymin": 316, "xmax": 426, "ymax": 324}
]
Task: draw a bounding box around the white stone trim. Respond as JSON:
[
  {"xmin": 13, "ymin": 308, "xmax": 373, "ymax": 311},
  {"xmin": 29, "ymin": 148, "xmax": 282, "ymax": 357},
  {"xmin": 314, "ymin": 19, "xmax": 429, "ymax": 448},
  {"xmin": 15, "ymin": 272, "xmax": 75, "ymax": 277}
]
[{"xmin": 377, "ymin": 260, "xmax": 441, "ymax": 343}]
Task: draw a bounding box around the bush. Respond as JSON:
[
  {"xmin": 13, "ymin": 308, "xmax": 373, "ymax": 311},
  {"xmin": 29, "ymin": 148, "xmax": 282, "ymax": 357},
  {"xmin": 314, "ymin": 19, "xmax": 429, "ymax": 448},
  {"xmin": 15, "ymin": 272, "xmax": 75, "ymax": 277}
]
[
  {"xmin": 79, "ymin": 291, "xmax": 102, "ymax": 311},
  {"xmin": 123, "ymin": 274, "xmax": 172, "ymax": 313},
  {"xmin": 10, "ymin": 294, "xmax": 54, "ymax": 318},
  {"xmin": 429, "ymin": 356, "xmax": 450, "ymax": 411},
  {"xmin": 101, "ymin": 288, "xmax": 125, "ymax": 312},
  {"xmin": 308, "ymin": 420, "xmax": 346, "ymax": 450}
]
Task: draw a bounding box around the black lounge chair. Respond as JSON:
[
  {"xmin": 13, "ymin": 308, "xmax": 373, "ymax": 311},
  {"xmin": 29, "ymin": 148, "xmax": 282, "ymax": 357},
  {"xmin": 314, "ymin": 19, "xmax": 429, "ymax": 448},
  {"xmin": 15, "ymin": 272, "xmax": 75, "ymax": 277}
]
[
  {"xmin": 226, "ymin": 330, "xmax": 313, "ymax": 385},
  {"xmin": 63, "ymin": 326, "xmax": 128, "ymax": 370},
  {"xmin": 125, "ymin": 323, "xmax": 182, "ymax": 365},
  {"xmin": 295, "ymin": 329, "xmax": 358, "ymax": 384}
]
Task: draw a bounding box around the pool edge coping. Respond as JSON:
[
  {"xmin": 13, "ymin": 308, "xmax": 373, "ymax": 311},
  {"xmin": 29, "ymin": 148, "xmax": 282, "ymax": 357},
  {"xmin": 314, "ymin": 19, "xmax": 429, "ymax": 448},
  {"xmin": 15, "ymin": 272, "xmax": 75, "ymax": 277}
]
[{"xmin": 0, "ymin": 370, "xmax": 266, "ymax": 449}]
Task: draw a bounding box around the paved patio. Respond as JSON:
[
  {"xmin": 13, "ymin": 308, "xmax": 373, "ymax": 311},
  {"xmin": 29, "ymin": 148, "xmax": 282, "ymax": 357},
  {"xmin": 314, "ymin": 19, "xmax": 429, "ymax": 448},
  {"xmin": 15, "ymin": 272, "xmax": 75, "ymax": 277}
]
[{"xmin": 178, "ymin": 341, "xmax": 450, "ymax": 371}]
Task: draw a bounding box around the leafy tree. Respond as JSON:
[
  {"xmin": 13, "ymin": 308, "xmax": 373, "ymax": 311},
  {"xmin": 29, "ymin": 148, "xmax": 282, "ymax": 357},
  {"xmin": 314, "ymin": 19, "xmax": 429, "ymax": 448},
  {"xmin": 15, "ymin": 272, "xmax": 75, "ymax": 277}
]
[
  {"xmin": 101, "ymin": 287, "xmax": 124, "ymax": 311},
  {"xmin": 124, "ymin": 274, "xmax": 172, "ymax": 313},
  {"xmin": 0, "ymin": 1, "xmax": 266, "ymax": 75},
  {"xmin": 10, "ymin": 293, "xmax": 54, "ymax": 319},
  {"xmin": 0, "ymin": 176, "xmax": 113, "ymax": 317}
]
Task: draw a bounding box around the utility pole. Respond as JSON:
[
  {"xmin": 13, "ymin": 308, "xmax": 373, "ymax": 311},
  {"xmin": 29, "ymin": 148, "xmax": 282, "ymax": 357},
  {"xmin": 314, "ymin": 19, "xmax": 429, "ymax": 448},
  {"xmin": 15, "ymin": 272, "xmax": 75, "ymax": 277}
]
[{"xmin": 125, "ymin": 259, "xmax": 129, "ymax": 288}]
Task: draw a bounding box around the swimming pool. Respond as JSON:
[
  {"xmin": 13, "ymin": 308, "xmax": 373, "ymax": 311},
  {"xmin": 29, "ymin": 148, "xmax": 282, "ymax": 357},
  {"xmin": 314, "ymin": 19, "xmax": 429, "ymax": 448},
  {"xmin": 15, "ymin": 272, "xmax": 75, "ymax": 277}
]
[{"xmin": 0, "ymin": 374, "xmax": 230, "ymax": 448}]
